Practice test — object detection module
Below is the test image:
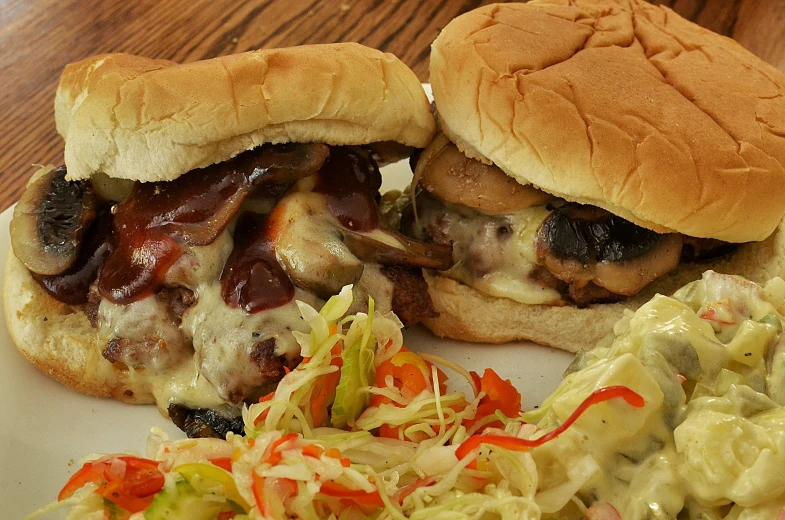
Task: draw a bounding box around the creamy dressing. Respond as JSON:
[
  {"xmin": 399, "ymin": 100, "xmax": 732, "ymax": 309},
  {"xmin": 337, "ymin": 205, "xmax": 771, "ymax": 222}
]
[{"xmin": 526, "ymin": 271, "xmax": 785, "ymax": 519}]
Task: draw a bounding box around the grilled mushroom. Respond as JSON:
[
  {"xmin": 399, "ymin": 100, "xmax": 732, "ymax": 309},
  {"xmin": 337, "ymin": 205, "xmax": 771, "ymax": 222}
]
[
  {"xmin": 168, "ymin": 404, "xmax": 244, "ymax": 439},
  {"xmin": 11, "ymin": 166, "xmax": 97, "ymax": 275},
  {"xmin": 536, "ymin": 203, "xmax": 682, "ymax": 297},
  {"xmin": 269, "ymin": 193, "xmax": 365, "ymax": 298},
  {"xmin": 415, "ymin": 133, "xmax": 554, "ymax": 215},
  {"xmin": 342, "ymin": 229, "xmax": 453, "ymax": 270}
]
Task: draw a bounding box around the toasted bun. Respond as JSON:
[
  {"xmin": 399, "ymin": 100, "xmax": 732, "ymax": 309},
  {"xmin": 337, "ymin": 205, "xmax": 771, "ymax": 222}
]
[
  {"xmin": 422, "ymin": 218, "xmax": 785, "ymax": 352},
  {"xmin": 56, "ymin": 43, "xmax": 435, "ymax": 183},
  {"xmin": 3, "ymin": 252, "xmax": 151, "ymax": 404},
  {"xmin": 430, "ymin": 0, "xmax": 785, "ymax": 243}
]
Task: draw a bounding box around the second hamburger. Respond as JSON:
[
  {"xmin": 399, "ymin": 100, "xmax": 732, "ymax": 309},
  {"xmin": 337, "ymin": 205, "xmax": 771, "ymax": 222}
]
[{"xmin": 403, "ymin": 0, "xmax": 785, "ymax": 351}]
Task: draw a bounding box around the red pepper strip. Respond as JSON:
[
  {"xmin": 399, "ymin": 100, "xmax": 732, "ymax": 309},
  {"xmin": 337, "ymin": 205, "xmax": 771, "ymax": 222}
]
[
  {"xmin": 210, "ymin": 457, "xmax": 233, "ymax": 473},
  {"xmin": 311, "ymin": 343, "xmax": 343, "ymax": 428},
  {"xmin": 58, "ymin": 456, "xmax": 164, "ymax": 513},
  {"xmin": 319, "ymin": 481, "xmax": 385, "ymax": 507},
  {"xmin": 252, "ymin": 473, "xmax": 266, "ymax": 516},
  {"xmin": 469, "ymin": 371, "xmax": 482, "ymax": 398},
  {"xmin": 393, "ymin": 476, "xmax": 436, "ymax": 505},
  {"xmin": 456, "ymin": 386, "xmax": 645, "ymax": 461},
  {"xmin": 266, "ymin": 433, "xmax": 300, "ymax": 466},
  {"xmin": 217, "ymin": 512, "xmax": 237, "ymax": 520},
  {"xmin": 100, "ymin": 477, "xmax": 157, "ymax": 513},
  {"xmin": 253, "ymin": 392, "xmax": 276, "ymax": 426},
  {"xmin": 302, "ymin": 444, "xmax": 325, "ymax": 459},
  {"xmin": 464, "ymin": 369, "xmax": 522, "ymax": 431}
]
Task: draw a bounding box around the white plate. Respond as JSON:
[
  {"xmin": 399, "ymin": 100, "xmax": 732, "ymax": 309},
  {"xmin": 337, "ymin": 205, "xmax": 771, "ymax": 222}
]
[{"xmin": 0, "ymin": 87, "xmax": 574, "ymax": 519}]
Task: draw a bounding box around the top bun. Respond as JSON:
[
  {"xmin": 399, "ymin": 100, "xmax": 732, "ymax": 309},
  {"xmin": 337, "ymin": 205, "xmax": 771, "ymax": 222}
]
[
  {"xmin": 430, "ymin": 0, "xmax": 785, "ymax": 243},
  {"xmin": 56, "ymin": 43, "xmax": 435, "ymax": 183}
]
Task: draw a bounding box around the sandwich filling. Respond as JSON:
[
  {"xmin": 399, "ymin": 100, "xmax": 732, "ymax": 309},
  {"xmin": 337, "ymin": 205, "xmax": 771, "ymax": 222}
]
[
  {"xmin": 404, "ymin": 133, "xmax": 736, "ymax": 307},
  {"xmin": 10, "ymin": 143, "xmax": 453, "ymax": 434}
]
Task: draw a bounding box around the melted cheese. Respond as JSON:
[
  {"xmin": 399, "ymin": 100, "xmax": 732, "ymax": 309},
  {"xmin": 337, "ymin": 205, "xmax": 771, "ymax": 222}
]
[
  {"xmin": 415, "ymin": 196, "xmax": 560, "ymax": 305},
  {"xmin": 181, "ymin": 283, "xmax": 318, "ymax": 403}
]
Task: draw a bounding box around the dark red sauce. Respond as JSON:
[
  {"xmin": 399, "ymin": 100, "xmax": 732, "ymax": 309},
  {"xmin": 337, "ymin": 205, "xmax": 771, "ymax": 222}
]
[
  {"xmin": 97, "ymin": 144, "xmax": 326, "ymax": 304},
  {"xmin": 33, "ymin": 213, "xmax": 114, "ymax": 305},
  {"xmin": 220, "ymin": 212, "xmax": 294, "ymax": 313},
  {"xmin": 314, "ymin": 147, "xmax": 381, "ymax": 232}
]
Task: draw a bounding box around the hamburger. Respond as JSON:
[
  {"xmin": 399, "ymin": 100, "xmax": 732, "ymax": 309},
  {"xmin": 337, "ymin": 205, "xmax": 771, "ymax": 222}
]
[
  {"xmin": 402, "ymin": 0, "xmax": 785, "ymax": 352},
  {"xmin": 4, "ymin": 44, "xmax": 451, "ymax": 437}
]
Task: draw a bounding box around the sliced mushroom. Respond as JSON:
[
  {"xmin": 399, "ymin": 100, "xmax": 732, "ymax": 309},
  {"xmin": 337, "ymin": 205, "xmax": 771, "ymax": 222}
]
[
  {"xmin": 32, "ymin": 213, "xmax": 113, "ymax": 305},
  {"xmin": 536, "ymin": 203, "xmax": 682, "ymax": 297},
  {"xmin": 133, "ymin": 142, "xmax": 331, "ymax": 247},
  {"xmin": 342, "ymin": 228, "xmax": 454, "ymax": 270},
  {"xmin": 267, "ymin": 192, "xmax": 365, "ymax": 298},
  {"xmin": 11, "ymin": 166, "xmax": 97, "ymax": 275},
  {"xmin": 415, "ymin": 133, "xmax": 554, "ymax": 215},
  {"xmin": 266, "ymin": 190, "xmax": 455, "ymax": 299},
  {"xmin": 168, "ymin": 404, "xmax": 244, "ymax": 439}
]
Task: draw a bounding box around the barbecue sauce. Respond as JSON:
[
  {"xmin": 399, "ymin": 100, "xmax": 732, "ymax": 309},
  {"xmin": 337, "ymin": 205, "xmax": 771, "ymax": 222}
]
[
  {"xmin": 314, "ymin": 147, "xmax": 381, "ymax": 232},
  {"xmin": 219, "ymin": 212, "xmax": 295, "ymax": 313},
  {"xmin": 97, "ymin": 144, "xmax": 328, "ymax": 304},
  {"xmin": 98, "ymin": 167, "xmax": 240, "ymax": 304}
]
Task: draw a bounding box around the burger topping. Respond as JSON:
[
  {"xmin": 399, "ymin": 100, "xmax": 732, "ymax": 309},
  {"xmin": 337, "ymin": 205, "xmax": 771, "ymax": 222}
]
[
  {"xmin": 266, "ymin": 192, "xmax": 365, "ymax": 299},
  {"xmin": 535, "ymin": 203, "xmax": 683, "ymax": 297},
  {"xmin": 220, "ymin": 212, "xmax": 296, "ymax": 314},
  {"xmin": 415, "ymin": 134, "xmax": 554, "ymax": 215},
  {"xmin": 98, "ymin": 143, "xmax": 328, "ymax": 305},
  {"xmin": 17, "ymin": 144, "xmax": 449, "ymax": 413},
  {"xmin": 407, "ymin": 132, "xmax": 737, "ymax": 307},
  {"xmin": 408, "ymin": 192, "xmax": 562, "ymax": 305},
  {"xmin": 314, "ymin": 147, "xmax": 381, "ymax": 231},
  {"xmin": 32, "ymin": 213, "xmax": 114, "ymax": 305},
  {"xmin": 11, "ymin": 166, "xmax": 97, "ymax": 276}
]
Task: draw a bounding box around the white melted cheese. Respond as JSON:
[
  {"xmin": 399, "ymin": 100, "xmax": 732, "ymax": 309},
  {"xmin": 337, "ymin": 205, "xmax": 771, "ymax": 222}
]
[
  {"xmin": 181, "ymin": 283, "xmax": 319, "ymax": 403},
  {"xmin": 416, "ymin": 197, "xmax": 560, "ymax": 305}
]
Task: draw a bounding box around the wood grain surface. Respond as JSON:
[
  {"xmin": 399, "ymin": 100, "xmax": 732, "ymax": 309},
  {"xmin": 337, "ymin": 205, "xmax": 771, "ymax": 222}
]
[{"xmin": 1, "ymin": 0, "xmax": 784, "ymax": 212}]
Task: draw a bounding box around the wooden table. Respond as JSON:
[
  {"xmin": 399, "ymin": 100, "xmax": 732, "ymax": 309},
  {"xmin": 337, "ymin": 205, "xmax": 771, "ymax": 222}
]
[{"xmin": 2, "ymin": 0, "xmax": 784, "ymax": 212}]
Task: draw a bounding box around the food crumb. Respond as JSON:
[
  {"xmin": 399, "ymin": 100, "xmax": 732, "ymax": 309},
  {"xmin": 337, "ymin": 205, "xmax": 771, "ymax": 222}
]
[{"xmin": 340, "ymin": 3, "xmax": 351, "ymax": 11}]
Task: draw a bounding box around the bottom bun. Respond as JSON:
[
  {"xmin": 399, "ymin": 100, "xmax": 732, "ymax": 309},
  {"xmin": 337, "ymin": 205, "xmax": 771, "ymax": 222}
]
[
  {"xmin": 422, "ymin": 220, "xmax": 785, "ymax": 353},
  {"xmin": 3, "ymin": 252, "xmax": 150, "ymax": 404}
]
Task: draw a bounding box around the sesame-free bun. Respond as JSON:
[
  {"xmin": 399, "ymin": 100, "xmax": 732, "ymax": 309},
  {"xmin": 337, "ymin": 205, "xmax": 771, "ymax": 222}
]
[
  {"xmin": 422, "ymin": 218, "xmax": 785, "ymax": 352},
  {"xmin": 56, "ymin": 43, "xmax": 435, "ymax": 183},
  {"xmin": 430, "ymin": 0, "xmax": 785, "ymax": 243}
]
